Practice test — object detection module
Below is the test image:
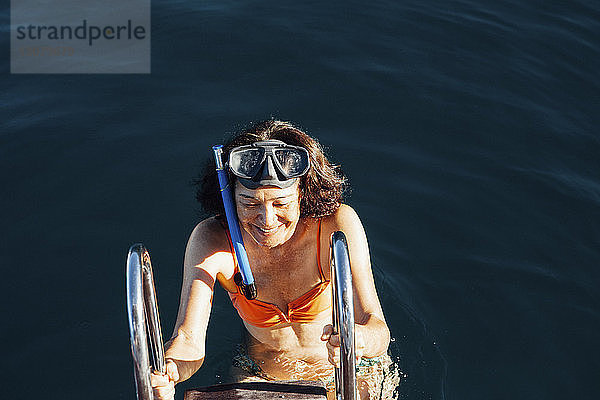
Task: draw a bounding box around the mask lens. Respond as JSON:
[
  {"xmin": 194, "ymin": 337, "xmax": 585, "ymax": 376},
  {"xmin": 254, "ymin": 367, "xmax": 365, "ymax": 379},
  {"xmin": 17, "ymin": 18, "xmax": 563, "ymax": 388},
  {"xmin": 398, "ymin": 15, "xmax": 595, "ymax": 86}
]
[
  {"xmin": 274, "ymin": 148, "xmax": 308, "ymax": 177},
  {"xmin": 230, "ymin": 148, "xmax": 264, "ymax": 178}
]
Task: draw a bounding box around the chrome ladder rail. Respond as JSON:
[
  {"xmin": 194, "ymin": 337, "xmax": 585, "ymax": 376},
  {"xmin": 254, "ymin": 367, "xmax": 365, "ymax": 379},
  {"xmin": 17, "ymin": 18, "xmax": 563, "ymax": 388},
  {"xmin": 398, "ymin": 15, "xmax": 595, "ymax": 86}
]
[
  {"xmin": 330, "ymin": 231, "xmax": 357, "ymax": 400},
  {"xmin": 127, "ymin": 244, "xmax": 166, "ymax": 400}
]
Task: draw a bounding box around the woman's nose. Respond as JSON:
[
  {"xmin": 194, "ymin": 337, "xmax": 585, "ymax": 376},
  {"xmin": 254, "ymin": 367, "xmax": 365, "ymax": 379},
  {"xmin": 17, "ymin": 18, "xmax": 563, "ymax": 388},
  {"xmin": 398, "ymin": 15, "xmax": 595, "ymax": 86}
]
[{"xmin": 258, "ymin": 204, "xmax": 277, "ymax": 226}]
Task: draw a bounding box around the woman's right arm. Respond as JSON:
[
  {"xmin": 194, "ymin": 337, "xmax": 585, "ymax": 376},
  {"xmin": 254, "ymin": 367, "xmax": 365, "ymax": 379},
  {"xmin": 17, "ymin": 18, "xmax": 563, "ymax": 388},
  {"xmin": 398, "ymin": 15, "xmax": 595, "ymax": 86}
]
[{"xmin": 151, "ymin": 218, "xmax": 234, "ymax": 397}]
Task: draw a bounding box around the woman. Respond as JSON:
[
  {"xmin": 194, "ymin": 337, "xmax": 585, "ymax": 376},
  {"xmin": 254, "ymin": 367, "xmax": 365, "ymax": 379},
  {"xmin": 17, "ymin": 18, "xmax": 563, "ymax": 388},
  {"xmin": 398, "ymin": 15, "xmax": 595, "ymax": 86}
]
[{"xmin": 151, "ymin": 120, "xmax": 393, "ymax": 399}]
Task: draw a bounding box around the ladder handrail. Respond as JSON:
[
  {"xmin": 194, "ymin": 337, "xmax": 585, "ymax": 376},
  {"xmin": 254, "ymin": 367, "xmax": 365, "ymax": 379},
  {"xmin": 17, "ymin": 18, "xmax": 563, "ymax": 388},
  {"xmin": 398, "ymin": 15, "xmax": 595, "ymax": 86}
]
[
  {"xmin": 330, "ymin": 231, "xmax": 357, "ymax": 400},
  {"xmin": 127, "ymin": 244, "xmax": 165, "ymax": 400}
]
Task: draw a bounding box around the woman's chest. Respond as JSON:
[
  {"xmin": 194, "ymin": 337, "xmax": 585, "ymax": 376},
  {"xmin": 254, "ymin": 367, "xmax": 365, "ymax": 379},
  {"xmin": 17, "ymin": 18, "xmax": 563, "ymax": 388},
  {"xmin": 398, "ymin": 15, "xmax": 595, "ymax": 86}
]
[{"xmin": 248, "ymin": 247, "xmax": 322, "ymax": 308}]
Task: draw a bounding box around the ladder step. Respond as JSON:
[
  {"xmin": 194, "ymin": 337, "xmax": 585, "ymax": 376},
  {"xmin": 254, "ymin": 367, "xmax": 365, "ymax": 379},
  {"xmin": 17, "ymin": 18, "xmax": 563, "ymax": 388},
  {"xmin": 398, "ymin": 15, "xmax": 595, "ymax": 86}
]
[{"xmin": 184, "ymin": 380, "xmax": 327, "ymax": 400}]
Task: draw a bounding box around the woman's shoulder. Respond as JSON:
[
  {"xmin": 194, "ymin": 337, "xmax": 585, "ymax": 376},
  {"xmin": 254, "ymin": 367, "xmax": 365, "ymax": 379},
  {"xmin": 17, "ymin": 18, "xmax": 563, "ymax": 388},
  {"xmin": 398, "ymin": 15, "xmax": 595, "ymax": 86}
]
[
  {"xmin": 184, "ymin": 216, "xmax": 234, "ymax": 271},
  {"xmin": 318, "ymin": 204, "xmax": 366, "ymax": 247},
  {"xmin": 191, "ymin": 215, "xmax": 238, "ymax": 240},
  {"xmin": 189, "ymin": 215, "xmax": 227, "ymax": 242},
  {"xmin": 322, "ymin": 204, "xmax": 363, "ymax": 230}
]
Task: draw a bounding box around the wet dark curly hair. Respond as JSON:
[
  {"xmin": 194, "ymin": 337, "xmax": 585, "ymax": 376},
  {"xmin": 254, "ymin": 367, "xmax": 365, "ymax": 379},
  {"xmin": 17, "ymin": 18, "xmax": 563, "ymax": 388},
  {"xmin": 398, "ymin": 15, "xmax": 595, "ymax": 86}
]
[{"xmin": 195, "ymin": 119, "xmax": 348, "ymax": 218}]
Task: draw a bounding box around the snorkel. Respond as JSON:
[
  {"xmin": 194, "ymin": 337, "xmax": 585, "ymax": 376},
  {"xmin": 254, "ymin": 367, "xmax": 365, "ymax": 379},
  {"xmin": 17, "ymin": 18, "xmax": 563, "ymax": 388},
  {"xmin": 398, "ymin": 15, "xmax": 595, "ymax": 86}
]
[{"xmin": 212, "ymin": 145, "xmax": 257, "ymax": 300}]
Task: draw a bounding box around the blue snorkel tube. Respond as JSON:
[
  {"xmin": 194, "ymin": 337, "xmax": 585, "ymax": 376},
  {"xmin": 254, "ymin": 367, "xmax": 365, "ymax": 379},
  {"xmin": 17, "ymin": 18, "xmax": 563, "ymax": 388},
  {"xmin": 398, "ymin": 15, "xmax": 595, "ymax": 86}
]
[{"xmin": 212, "ymin": 145, "xmax": 257, "ymax": 300}]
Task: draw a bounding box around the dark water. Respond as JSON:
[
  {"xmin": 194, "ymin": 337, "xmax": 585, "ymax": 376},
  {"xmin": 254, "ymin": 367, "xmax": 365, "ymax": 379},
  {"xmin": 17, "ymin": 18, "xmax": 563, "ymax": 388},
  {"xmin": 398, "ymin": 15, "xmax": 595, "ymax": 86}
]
[{"xmin": 2, "ymin": 1, "xmax": 599, "ymax": 399}]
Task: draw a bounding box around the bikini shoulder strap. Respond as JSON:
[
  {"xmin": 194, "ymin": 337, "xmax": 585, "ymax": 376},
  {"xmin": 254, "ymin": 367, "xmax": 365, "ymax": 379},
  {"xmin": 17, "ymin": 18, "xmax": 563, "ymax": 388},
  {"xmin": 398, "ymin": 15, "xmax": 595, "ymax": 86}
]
[{"xmin": 316, "ymin": 218, "xmax": 326, "ymax": 281}]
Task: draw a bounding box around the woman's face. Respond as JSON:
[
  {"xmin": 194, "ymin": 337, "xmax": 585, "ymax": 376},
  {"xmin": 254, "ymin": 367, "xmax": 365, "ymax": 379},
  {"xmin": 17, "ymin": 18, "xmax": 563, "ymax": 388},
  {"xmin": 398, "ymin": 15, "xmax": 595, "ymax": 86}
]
[{"xmin": 235, "ymin": 180, "xmax": 301, "ymax": 248}]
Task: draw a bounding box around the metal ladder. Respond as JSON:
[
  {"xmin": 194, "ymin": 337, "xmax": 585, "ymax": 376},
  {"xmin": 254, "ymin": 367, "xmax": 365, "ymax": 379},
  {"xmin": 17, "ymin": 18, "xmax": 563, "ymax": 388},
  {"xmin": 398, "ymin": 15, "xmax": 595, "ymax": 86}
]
[{"xmin": 126, "ymin": 232, "xmax": 356, "ymax": 400}]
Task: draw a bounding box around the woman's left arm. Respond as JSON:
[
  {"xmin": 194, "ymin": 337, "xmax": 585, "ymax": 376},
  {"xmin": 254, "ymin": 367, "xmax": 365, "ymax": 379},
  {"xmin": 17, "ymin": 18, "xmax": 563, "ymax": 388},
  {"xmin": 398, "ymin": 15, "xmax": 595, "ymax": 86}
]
[{"xmin": 321, "ymin": 204, "xmax": 390, "ymax": 363}]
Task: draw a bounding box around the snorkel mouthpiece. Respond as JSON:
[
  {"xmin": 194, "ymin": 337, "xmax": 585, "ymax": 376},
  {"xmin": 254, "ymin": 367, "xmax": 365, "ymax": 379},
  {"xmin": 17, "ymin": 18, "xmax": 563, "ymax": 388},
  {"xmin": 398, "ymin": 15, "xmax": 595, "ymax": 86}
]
[
  {"xmin": 234, "ymin": 272, "xmax": 258, "ymax": 300},
  {"xmin": 213, "ymin": 145, "xmax": 257, "ymax": 300}
]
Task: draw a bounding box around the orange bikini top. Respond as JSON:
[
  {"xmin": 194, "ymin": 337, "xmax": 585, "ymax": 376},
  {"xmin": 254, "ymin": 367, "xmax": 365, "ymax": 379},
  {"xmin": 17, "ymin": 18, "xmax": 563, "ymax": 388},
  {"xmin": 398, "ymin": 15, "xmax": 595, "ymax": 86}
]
[{"xmin": 225, "ymin": 219, "xmax": 331, "ymax": 328}]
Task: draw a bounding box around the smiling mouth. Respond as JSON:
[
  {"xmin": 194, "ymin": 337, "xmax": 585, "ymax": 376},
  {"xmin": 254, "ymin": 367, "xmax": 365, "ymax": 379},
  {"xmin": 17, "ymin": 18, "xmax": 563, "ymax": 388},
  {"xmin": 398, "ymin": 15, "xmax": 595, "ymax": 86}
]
[{"xmin": 254, "ymin": 225, "xmax": 281, "ymax": 235}]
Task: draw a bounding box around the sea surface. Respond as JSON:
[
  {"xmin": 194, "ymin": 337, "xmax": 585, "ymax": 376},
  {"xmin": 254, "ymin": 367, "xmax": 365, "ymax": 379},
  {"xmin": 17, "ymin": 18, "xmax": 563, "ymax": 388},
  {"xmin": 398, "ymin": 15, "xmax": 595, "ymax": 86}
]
[{"xmin": 2, "ymin": 1, "xmax": 599, "ymax": 399}]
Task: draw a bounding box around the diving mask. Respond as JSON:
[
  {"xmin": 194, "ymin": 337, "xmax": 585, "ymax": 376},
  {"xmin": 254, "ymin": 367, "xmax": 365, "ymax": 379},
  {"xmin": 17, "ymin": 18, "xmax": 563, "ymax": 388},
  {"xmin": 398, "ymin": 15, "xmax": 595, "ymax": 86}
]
[{"xmin": 228, "ymin": 140, "xmax": 310, "ymax": 189}]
